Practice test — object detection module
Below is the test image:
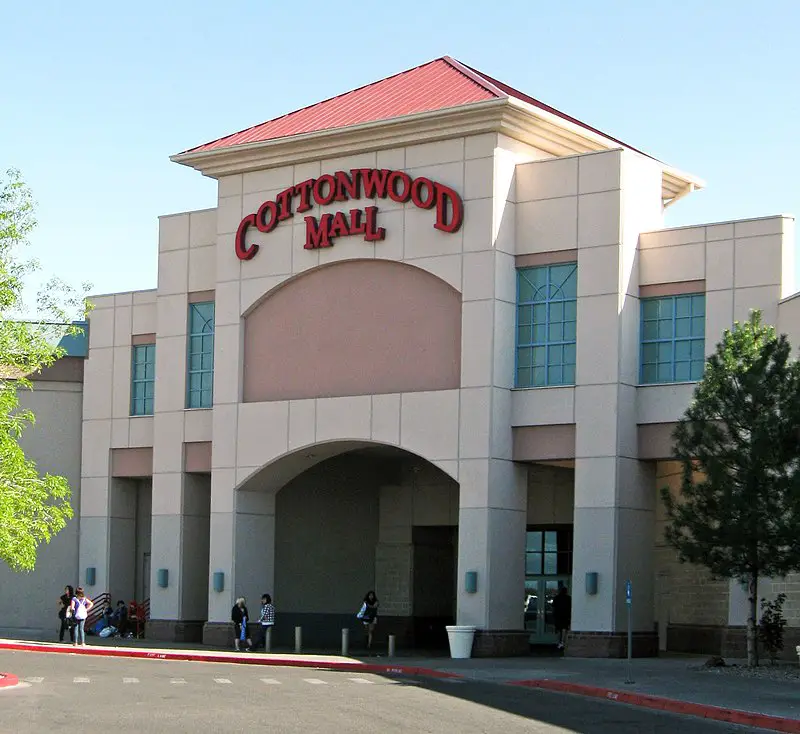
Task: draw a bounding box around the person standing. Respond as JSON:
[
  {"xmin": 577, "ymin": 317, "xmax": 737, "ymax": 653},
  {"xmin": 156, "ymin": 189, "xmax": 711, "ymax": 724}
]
[
  {"xmin": 357, "ymin": 591, "xmax": 379, "ymax": 651},
  {"xmin": 70, "ymin": 587, "xmax": 94, "ymax": 647},
  {"xmin": 231, "ymin": 597, "xmax": 253, "ymax": 652},
  {"xmin": 58, "ymin": 585, "xmax": 75, "ymax": 643},
  {"xmin": 253, "ymin": 593, "xmax": 275, "ymax": 652},
  {"xmin": 552, "ymin": 585, "xmax": 572, "ymax": 650}
]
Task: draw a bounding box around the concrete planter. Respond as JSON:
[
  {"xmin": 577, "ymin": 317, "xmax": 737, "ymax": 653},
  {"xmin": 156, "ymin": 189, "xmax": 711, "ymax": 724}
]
[{"xmin": 445, "ymin": 625, "xmax": 476, "ymax": 659}]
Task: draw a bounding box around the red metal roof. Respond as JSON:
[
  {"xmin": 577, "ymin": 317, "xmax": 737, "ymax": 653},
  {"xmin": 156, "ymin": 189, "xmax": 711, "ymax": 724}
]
[{"xmin": 183, "ymin": 57, "xmax": 635, "ymax": 155}]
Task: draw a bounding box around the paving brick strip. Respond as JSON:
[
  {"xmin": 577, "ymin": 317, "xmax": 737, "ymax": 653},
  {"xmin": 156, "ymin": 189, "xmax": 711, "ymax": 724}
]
[
  {"xmin": 0, "ymin": 640, "xmax": 460, "ymax": 680},
  {"xmin": 511, "ymin": 679, "xmax": 800, "ymax": 734},
  {"xmin": 0, "ymin": 673, "xmax": 20, "ymax": 688}
]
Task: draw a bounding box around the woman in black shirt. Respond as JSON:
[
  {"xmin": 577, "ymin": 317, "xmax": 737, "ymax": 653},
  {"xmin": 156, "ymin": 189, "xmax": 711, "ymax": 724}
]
[
  {"xmin": 58, "ymin": 585, "xmax": 74, "ymax": 643},
  {"xmin": 231, "ymin": 597, "xmax": 252, "ymax": 652}
]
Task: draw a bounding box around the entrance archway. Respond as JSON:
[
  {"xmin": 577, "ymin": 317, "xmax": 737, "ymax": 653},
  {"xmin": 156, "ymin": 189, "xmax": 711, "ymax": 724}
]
[{"xmin": 235, "ymin": 442, "xmax": 459, "ymax": 650}]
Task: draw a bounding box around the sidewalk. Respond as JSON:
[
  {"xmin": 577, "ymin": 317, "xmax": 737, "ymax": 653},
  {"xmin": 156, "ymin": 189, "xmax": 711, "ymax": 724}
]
[
  {"xmin": 1, "ymin": 637, "xmax": 798, "ymax": 731},
  {"xmin": 410, "ymin": 655, "xmax": 800, "ymax": 729}
]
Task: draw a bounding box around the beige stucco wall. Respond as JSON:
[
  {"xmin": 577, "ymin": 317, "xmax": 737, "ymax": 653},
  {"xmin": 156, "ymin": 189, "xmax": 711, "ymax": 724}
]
[
  {"xmin": 74, "ymin": 112, "xmax": 799, "ymax": 647},
  {"xmin": 0, "ymin": 380, "xmax": 83, "ymax": 637}
]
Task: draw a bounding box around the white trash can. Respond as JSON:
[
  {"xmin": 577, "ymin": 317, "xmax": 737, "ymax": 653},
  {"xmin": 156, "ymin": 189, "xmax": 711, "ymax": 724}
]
[{"xmin": 445, "ymin": 625, "xmax": 477, "ymax": 659}]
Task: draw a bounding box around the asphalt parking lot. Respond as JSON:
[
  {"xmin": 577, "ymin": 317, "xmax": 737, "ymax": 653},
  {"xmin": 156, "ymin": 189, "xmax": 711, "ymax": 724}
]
[{"xmin": 0, "ymin": 650, "xmax": 756, "ymax": 733}]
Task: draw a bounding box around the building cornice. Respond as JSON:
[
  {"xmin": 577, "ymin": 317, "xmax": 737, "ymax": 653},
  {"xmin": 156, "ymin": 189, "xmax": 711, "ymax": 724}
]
[{"xmin": 171, "ymin": 98, "xmax": 704, "ymax": 203}]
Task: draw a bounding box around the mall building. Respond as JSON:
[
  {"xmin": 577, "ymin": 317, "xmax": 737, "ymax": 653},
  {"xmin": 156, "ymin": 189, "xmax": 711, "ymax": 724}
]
[{"xmin": 3, "ymin": 57, "xmax": 799, "ymax": 657}]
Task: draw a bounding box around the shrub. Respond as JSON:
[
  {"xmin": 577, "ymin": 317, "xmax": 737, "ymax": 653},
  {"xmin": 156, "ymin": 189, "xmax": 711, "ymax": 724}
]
[{"xmin": 758, "ymin": 593, "xmax": 787, "ymax": 664}]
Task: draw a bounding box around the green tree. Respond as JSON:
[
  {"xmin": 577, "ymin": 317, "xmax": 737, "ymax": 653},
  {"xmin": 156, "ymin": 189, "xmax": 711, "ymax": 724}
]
[
  {"xmin": 0, "ymin": 168, "xmax": 90, "ymax": 571},
  {"xmin": 662, "ymin": 311, "xmax": 800, "ymax": 667}
]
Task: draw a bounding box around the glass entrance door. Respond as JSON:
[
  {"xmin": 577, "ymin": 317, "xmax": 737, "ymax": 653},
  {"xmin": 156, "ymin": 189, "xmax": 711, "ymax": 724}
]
[
  {"xmin": 525, "ymin": 576, "xmax": 571, "ymax": 644},
  {"xmin": 524, "ymin": 527, "xmax": 573, "ymax": 645}
]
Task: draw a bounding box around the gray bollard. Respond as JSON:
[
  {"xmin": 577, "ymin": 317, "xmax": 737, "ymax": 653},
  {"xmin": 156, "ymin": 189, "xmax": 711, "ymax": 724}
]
[
  {"xmin": 388, "ymin": 634, "xmax": 396, "ymax": 658},
  {"xmin": 265, "ymin": 626, "xmax": 272, "ymax": 653},
  {"xmin": 295, "ymin": 626, "xmax": 302, "ymax": 653},
  {"xmin": 341, "ymin": 628, "xmax": 349, "ymax": 656}
]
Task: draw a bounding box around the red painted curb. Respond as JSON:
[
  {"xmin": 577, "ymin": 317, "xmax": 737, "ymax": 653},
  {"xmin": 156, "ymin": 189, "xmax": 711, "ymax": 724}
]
[
  {"xmin": 0, "ymin": 641, "xmax": 460, "ymax": 681},
  {"xmin": 510, "ymin": 679, "xmax": 800, "ymax": 734},
  {"xmin": 0, "ymin": 673, "xmax": 20, "ymax": 688}
]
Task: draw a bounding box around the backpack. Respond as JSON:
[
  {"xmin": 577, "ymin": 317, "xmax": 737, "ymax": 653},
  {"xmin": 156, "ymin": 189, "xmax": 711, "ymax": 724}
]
[{"xmin": 74, "ymin": 598, "xmax": 88, "ymax": 620}]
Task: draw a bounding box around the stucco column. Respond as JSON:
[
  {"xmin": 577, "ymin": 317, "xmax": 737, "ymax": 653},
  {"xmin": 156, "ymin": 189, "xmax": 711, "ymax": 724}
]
[
  {"xmin": 568, "ymin": 150, "xmax": 663, "ymax": 657},
  {"xmin": 204, "ymin": 475, "xmax": 275, "ymax": 646},
  {"xmin": 147, "ymin": 284, "xmax": 215, "ymax": 642},
  {"xmin": 107, "ymin": 478, "xmax": 137, "ymax": 604},
  {"xmin": 455, "ymin": 158, "xmax": 528, "ymax": 654},
  {"xmin": 233, "ymin": 490, "xmax": 275, "ymax": 612}
]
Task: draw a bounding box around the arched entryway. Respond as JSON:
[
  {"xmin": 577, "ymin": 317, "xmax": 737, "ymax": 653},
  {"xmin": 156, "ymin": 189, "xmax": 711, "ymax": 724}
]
[{"xmin": 235, "ymin": 441, "xmax": 459, "ymax": 650}]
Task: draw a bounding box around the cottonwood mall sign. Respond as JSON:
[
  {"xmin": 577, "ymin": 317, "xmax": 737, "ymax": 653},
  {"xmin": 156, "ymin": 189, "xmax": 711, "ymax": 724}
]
[{"xmin": 235, "ymin": 168, "xmax": 464, "ymax": 260}]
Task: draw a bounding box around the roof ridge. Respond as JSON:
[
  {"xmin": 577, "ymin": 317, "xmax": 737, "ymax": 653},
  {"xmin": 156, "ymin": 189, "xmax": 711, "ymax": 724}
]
[
  {"xmin": 457, "ymin": 60, "xmax": 650, "ymax": 158},
  {"xmin": 442, "ymin": 56, "xmax": 510, "ymax": 100},
  {"xmin": 181, "ymin": 57, "xmax": 452, "ymax": 155}
]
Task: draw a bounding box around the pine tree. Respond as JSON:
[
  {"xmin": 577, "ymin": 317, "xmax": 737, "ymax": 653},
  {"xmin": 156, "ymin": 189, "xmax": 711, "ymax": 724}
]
[{"xmin": 662, "ymin": 311, "xmax": 800, "ymax": 666}]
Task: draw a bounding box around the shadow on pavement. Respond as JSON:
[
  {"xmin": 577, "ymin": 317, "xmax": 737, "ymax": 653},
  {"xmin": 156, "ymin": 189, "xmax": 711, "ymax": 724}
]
[{"xmin": 382, "ymin": 675, "xmax": 744, "ymax": 734}]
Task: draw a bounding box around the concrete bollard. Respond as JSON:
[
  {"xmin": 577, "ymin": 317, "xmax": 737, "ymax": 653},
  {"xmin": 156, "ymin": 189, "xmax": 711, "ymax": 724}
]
[
  {"xmin": 341, "ymin": 628, "xmax": 349, "ymax": 657},
  {"xmin": 796, "ymin": 645, "xmax": 800, "ymax": 666},
  {"xmin": 295, "ymin": 626, "xmax": 302, "ymax": 653},
  {"xmin": 388, "ymin": 634, "xmax": 396, "ymax": 658},
  {"xmin": 265, "ymin": 626, "xmax": 272, "ymax": 653}
]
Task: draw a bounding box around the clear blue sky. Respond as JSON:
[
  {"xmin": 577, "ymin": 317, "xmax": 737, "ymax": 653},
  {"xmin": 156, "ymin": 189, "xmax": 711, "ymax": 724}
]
[{"xmin": 2, "ymin": 1, "xmax": 798, "ymax": 303}]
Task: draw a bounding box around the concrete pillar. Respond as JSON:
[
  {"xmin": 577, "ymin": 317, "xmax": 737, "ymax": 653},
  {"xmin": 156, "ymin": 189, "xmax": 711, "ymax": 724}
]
[
  {"xmin": 457, "ymin": 459, "xmax": 527, "ymax": 654},
  {"xmin": 204, "ymin": 467, "xmax": 275, "ymax": 646},
  {"xmin": 148, "ymin": 470, "xmax": 211, "ymax": 642},
  {"xmin": 454, "ymin": 161, "xmax": 528, "ymax": 653},
  {"xmin": 107, "ymin": 478, "xmax": 137, "ymax": 604},
  {"xmin": 233, "ymin": 490, "xmax": 275, "ymax": 613},
  {"xmin": 568, "ymin": 150, "xmax": 663, "ymax": 657}
]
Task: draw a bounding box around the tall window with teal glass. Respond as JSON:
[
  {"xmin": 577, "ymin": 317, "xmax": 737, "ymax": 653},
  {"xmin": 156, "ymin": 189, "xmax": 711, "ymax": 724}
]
[
  {"xmin": 187, "ymin": 302, "xmax": 215, "ymax": 409},
  {"xmin": 640, "ymin": 294, "xmax": 705, "ymax": 384},
  {"xmin": 516, "ymin": 263, "xmax": 577, "ymax": 388},
  {"xmin": 130, "ymin": 344, "xmax": 155, "ymax": 416}
]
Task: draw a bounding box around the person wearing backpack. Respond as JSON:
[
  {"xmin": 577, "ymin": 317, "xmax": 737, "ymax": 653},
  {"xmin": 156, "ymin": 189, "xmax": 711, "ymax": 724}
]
[
  {"xmin": 70, "ymin": 587, "xmax": 94, "ymax": 647},
  {"xmin": 357, "ymin": 591, "xmax": 379, "ymax": 651}
]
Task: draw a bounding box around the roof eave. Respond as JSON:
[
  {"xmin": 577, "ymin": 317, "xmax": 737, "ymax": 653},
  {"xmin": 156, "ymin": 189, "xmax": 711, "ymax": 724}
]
[
  {"xmin": 502, "ymin": 97, "xmax": 705, "ymax": 201},
  {"xmin": 172, "ymin": 97, "xmax": 705, "ymax": 202},
  {"xmin": 170, "ymin": 99, "xmax": 509, "ymax": 175}
]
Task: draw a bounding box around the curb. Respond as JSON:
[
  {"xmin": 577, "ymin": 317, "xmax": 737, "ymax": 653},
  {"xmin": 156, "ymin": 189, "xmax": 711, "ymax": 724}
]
[
  {"xmin": 0, "ymin": 673, "xmax": 20, "ymax": 689},
  {"xmin": 510, "ymin": 679, "xmax": 800, "ymax": 734},
  {"xmin": 0, "ymin": 640, "xmax": 460, "ymax": 682}
]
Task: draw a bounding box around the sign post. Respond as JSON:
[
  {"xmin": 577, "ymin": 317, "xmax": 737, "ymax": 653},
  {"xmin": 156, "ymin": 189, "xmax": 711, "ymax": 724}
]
[{"xmin": 625, "ymin": 580, "xmax": 634, "ymax": 684}]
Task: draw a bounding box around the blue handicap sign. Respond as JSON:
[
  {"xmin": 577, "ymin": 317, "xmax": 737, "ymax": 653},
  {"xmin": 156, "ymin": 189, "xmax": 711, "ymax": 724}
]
[{"xmin": 625, "ymin": 580, "xmax": 632, "ymax": 604}]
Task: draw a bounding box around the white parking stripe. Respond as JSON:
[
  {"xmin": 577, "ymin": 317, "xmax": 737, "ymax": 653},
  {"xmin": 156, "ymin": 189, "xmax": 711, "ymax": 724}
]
[
  {"xmin": 123, "ymin": 677, "xmax": 139, "ymax": 684},
  {"xmin": 170, "ymin": 678, "xmax": 186, "ymax": 685},
  {"xmin": 214, "ymin": 678, "xmax": 232, "ymax": 684},
  {"xmin": 348, "ymin": 677, "xmax": 374, "ymax": 684},
  {"xmin": 73, "ymin": 677, "xmax": 90, "ymax": 684},
  {"xmin": 303, "ymin": 678, "xmax": 327, "ymax": 685},
  {"xmin": 25, "ymin": 677, "xmax": 44, "ymax": 684},
  {"xmin": 260, "ymin": 678, "xmax": 282, "ymax": 685}
]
